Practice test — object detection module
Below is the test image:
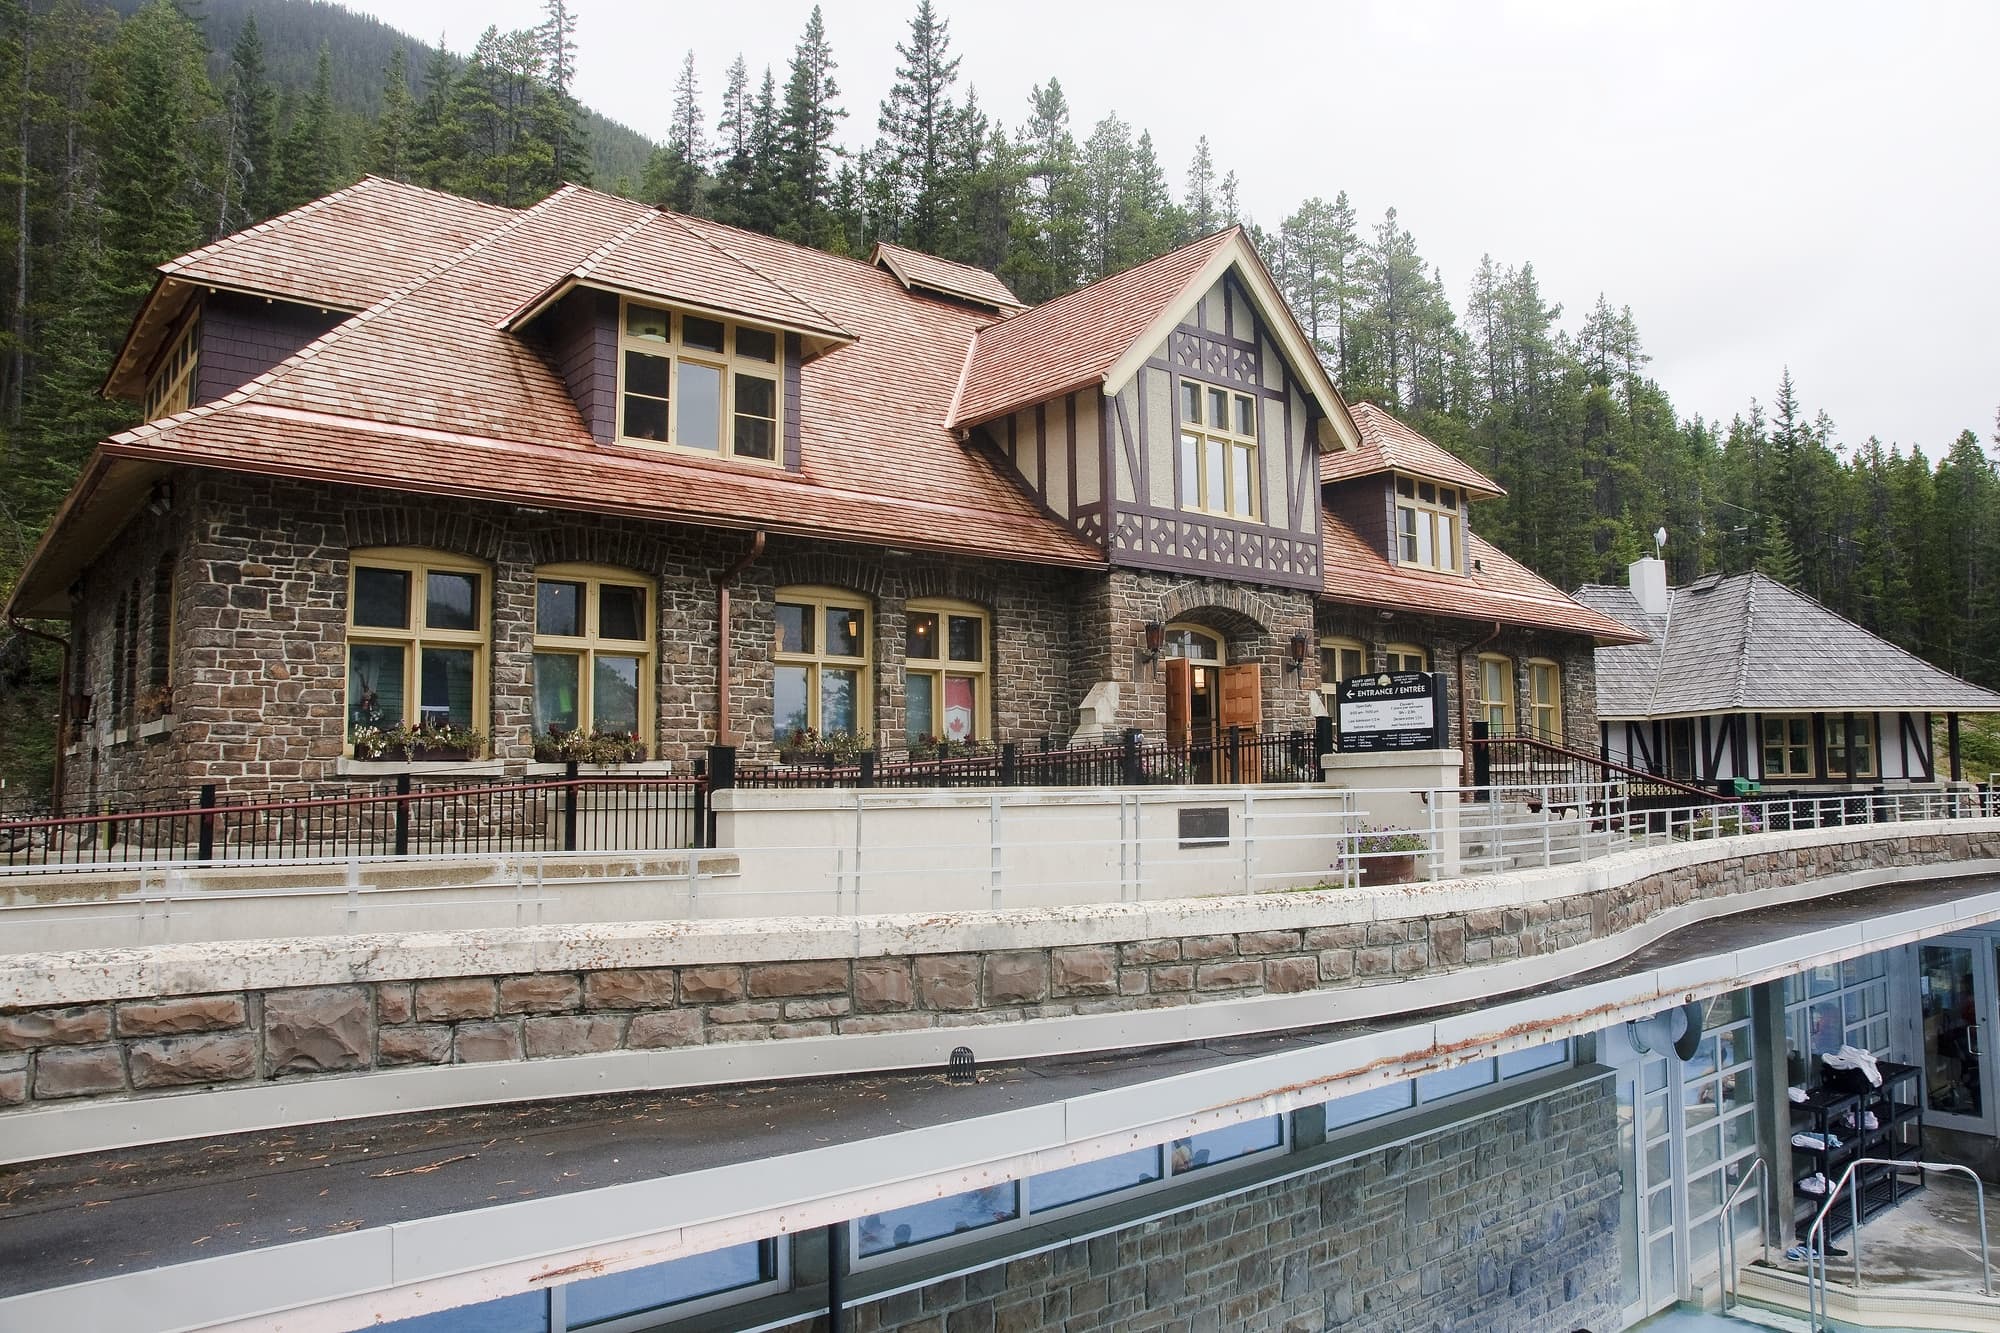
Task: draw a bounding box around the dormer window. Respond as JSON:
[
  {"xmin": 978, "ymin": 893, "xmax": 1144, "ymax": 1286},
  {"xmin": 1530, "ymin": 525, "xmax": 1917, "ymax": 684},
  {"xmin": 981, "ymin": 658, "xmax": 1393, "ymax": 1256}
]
[
  {"xmin": 1395, "ymin": 475, "xmax": 1460, "ymax": 573},
  {"xmin": 1176, "ymin": 378, "xmax": 1258, "ymax": 519},
  {"xmin": 618, "ymin": 300, "xmax": 782, "ymax": 463},
  {"xmin": 143, "ymin": 314, "xmax": 201, "ymax": 421}
]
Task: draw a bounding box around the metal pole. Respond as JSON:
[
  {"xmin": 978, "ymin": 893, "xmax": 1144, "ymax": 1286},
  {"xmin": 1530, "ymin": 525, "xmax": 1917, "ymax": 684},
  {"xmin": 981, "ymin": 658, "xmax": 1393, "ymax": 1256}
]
[{"xmin": 825, "ymin": 1222, "xmax": 845, "ymax": 1332}]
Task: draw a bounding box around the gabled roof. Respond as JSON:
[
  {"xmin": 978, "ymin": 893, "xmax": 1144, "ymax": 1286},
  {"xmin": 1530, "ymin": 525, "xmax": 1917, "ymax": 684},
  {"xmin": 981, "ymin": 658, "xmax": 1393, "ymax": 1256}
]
[
  {"xmin": 1321, "ymin": 402, "xmax": 1503, "ymax": 497},
  {"xmin": 948, "ymin": 229, "xmax": 1360, "ymax": 450},
  {"xmin": 1322, "ymin": 509, "xmax": 1645, "ymax": 644},
  {"xmin": 11, "ymin": 186, "xmax": 1102, "ymax": 615},
  {"xmin": 104, "ymin": 177, "xmax": 515, "ymax": 399},
  {"xmin": 1572, "ymin": 572, "xmax": 2000, "ymax": 716},
  {"xmin": 505, "ymin": 210, "xmax": 854, "ymax": 345},
  {"xmin": 870, "ymin": 241, "xmax": 1021, "ymax": 311}
]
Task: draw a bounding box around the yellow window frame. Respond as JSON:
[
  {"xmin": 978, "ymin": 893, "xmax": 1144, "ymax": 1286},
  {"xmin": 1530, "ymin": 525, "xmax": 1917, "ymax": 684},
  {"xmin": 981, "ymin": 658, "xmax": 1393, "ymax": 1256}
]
[
  {"xmin": 144, "ymin": 314, "xmax": 201, "ymax": 422},
  {"xmin": 1175, "ymin": 377, "xmax": 1259, "ymax": 520},
  {"xmin": 1528, "ymin": 658, "xmax": 1562, "ymax": 740},
  {"xmin": 531, "ymin": 562, "xmax": 657, "ymax": 748},
  {"xmin": 1384, "ymin": 642, "xmax": 1429, "ymax": 673},
  {"xmin": 904, "ymin": 598, "xmax": 989, "ymax": 745},
  {"xmin": 1478, "ymin": 652, "xmax": 1514, "ymax": 735},
  {"xmin": 774, "ymin": 585, "xmax": 873, "ymax": 740},
  {"xmin": 1825, "ymin": 713, "xmax": 1877, "ymax": 779},
  {"xmin": 345, "ymin": 547, "xmax": 490, "ymax": 753},
  {"xmin": 1761, "ymin": 714, "xmax": 1815, "ymax": 778},
  {"xmin": 1394, "ymin": 473, "xmax": 1463, "ymax": 574},
  {"xmin": 1319, "ymin": 635, "xmax": 1366, "ymax": 700},
  {"xmin": 615, "ymin": 298, "xmax": 784, "ymax": 465}
]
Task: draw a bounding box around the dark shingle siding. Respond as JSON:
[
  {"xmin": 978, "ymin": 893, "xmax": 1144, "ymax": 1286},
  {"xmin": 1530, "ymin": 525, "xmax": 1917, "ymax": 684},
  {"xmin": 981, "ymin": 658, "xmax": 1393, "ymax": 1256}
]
[{"xmin": 195, "ymin": 292, "xmax": 341, "ymax": 405}]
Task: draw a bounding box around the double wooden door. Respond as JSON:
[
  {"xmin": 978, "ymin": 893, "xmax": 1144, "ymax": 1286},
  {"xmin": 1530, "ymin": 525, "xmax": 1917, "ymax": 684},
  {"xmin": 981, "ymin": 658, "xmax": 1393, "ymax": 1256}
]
[{"xmin": 1165, "ymin": 659, "xmax": 1261, "ymax": 781}]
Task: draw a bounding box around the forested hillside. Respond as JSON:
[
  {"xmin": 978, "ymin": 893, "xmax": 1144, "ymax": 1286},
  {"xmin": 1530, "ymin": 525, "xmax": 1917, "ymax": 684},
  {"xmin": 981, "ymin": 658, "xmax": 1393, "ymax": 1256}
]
[{"xmin": 0, "ymin": 0, "xmax": 1995, "ymax": 794}]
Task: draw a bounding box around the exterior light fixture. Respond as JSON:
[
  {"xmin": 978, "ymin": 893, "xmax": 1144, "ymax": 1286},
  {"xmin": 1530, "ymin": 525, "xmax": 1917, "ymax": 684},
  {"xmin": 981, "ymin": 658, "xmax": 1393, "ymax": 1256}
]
[
  {"xmin": 1141, "ymin": 620, "xmax": 1165, "ymax": 663},
  {"xmin": 1287, "ymin": 631, "xmax": 1310, "ymax": 675}
]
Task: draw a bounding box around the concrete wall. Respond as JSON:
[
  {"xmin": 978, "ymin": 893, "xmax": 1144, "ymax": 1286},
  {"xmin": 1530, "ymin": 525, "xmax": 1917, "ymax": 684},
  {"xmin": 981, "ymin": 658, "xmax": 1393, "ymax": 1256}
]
[{"xmin": 795, "ymin": 1078, "xmax": 1622, "ymax": 1333}]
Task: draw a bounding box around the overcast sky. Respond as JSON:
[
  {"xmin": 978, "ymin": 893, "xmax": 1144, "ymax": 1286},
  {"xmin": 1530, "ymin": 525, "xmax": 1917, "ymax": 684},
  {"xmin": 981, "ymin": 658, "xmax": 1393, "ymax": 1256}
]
[{"xmin": 345, "ymin": 0, "xmax": 1998, "ymax": 456}]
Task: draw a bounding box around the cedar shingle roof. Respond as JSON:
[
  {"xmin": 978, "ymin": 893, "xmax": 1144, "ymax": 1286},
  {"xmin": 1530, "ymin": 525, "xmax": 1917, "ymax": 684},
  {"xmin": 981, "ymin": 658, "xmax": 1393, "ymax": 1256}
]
[
  {"xmin": 104, "ymin": 177, "xmax": 514, "ymax": 398},
  {"xmin": 1321, "ymin": 402, "xmax": 1503, "ymax": 497},
  {"xmin": 1572, "ymin": 574, "xmax": 2000, "ymax": 716},
  {"xmin": 1323, "ymin": 508, "xmax": 1645, "ymax": 643},
  {"xmin": 871, "ymin": 241, "xmax": 1022, "ymax": 310},
  {"xmin": 87, "ymin": 186, "xmax": 1103, "ymax": 570},
  {"xmin": 949, "ymin": 230, "xmax": 1238, "ymax": 427}
]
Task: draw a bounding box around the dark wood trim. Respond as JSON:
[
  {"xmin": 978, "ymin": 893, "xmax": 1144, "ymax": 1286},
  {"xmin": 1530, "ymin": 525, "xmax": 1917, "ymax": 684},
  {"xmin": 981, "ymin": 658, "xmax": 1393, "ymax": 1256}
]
[
  {"xmin": 1811, "ymin": 712, "xmax": 1827, "ymax": 782},
  {"xmin": 1700, "ymin": 715, "xmax": 1716, "ymax": 781},
  {"xmin": 1599, "ymin": 721, "xmax": 1609, "ymax": 762},
  {"xmin": 1629, "ymin": 722, "xmax": 1656, "ymax": 772},
  {"xmin": 1842, "ymin": 710, "xmax": 1858, "ymax": 781},
  {"xmin": 1114, "ymin": 391, "xmax": 1141, "ymax": 500},
  {"xmin": 1135, "ymin": 367, "xmax": 1151, "ymax": 510},
  {"xmin": 1732, "ymin": 714, "xmax": 1749, "ymax": 779},
  {"xmin": 1035, "ymin": 401, "xmax": 1048, "ymax": 496},
  {"xmin": 1107, "ymin": 542, "xmax": 1321, "ymax": 592},
  {"xmin": 1144, "ymin": 355, "xmax": 1284, "ymax": 399},
  {"xmin": 1949, "ymin": 712, "xmax": 1963, "ymax": 781}
]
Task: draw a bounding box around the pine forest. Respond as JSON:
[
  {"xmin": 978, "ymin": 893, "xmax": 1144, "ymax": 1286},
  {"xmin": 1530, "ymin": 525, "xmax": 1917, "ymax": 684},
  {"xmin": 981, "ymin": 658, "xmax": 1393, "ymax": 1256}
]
[{"xmin": 0, "ymin": 0, "xmax": 1997, "ymax": 790}]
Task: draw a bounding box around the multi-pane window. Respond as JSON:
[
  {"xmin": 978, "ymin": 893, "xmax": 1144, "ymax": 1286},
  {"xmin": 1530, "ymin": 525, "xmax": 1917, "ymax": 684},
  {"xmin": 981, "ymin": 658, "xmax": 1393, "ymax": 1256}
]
[
  {"xmin": 1528, "ymin": 659, "xmax": 1562, "ymax": 740},
  {"xmin": 1176, "ymin": 379, "xmax": 1258, "ymax": 518},
  {"xmin": 1385, "ymin": 643, "xmax": 1429, "ymax": 673},
  {"xmin": 1479, "ymin": 653, "xmax": 1514, "ymax": 735},
  {"xmin": 618, "ymin": 301, "xmax": 782, "ymax": 462},
  {"xmin": 1395, "ymin": 475, "xmax": 1461, "ymax": 573},
  {"xmin": 143, "ymin": 315, "xmax": 201, "ymax": 421},
  {"xmin": 905, "ymin": 600, "xmax": 987, "ymax": 746},
  {"xmin": 1761, "ymin": 715, "xmax": 1814, "ymax": 778},
  {"xmin": 1825, "ymin": 714, "xmax": 1877, "ymax": 778},
  {"xmin": 774, "ymin": 587, "xmax": 870, "ymax": 739},
  {"xmin": 532, "ymin": 565, "xmax": 653, "ymax": 746},
  {"xmin": 1320, "ymin": 636, "xmax": 1365, "ymax": 701},
  {"xmin": 346, "ymin": 550, "xmax": 487, "ymax": 747},
  {"xmin": 1785, "ymin": 953, "xmax": 1891, "ymax": 1061}
]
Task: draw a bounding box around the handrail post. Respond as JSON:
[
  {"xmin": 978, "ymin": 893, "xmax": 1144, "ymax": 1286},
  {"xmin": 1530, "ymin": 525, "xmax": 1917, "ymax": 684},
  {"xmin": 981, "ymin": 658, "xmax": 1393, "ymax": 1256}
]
[
  {"xmin": 562, "ymin": 761, "xmax": 579, "ymax": 852},
  {"xmin": 1000, "ymin": 741, "xmax": 1018, "ymax": 787},
  {"xmin": 196, "ymin": 784, "xmax": 216, "ymax": 863},
  {"xmin": 393, "ymin": 773, "xmax": 411, "ymax": 857},
  {"xmin": 858, "ymin": 750, "xmax": 876, "ymax": 789},
  {"xmin": 1121, "ymin": 728, "xmax": 1142, "ymax": 785},
  {"xmin": 1314, "ymin": 715, "xmax": 1334, "ymax": 780}
]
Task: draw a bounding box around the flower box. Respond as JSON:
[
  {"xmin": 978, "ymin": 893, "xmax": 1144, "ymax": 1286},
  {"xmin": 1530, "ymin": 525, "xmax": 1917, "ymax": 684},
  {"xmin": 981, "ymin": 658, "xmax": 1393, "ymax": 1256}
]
[{"xmin": 1360, "ymin": 852, "xmax": 1419, "ymax": 886}]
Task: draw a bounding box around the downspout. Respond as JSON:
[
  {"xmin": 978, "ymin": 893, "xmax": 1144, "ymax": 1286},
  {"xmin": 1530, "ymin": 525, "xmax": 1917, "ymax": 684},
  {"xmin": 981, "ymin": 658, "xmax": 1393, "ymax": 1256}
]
[
  {"xmin": 715, "ymin": 530, "xmax": 767, "ymax": 746},
  {"xmin": 1457, "ymin": 620, "xmax": 1504, "ymax": 786},
  {"xmin": 7, "ymin": 616, "xmax": 71, "ymax": 815}
]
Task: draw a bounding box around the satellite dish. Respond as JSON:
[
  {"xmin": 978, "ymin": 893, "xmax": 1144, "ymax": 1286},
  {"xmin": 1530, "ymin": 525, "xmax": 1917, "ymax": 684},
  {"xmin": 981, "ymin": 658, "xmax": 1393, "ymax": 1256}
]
[{"xmin": 1653, "ymin": 527, "xmax": 1668, "ymax": 556}]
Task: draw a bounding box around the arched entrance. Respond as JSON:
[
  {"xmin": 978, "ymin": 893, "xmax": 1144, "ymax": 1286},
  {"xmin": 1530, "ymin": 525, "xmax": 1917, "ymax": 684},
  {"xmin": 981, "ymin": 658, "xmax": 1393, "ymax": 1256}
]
[{"xmin": 1163, "ymin": 621, "xmax": 1260, "ymax": 780}]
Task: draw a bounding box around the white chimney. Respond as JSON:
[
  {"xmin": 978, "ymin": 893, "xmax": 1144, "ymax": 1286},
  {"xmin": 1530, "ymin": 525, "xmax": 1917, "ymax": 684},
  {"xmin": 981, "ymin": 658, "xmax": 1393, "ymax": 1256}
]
[{"xmin": 1629, "ymin": 556, "xmax": 1669, "ymax": 617}]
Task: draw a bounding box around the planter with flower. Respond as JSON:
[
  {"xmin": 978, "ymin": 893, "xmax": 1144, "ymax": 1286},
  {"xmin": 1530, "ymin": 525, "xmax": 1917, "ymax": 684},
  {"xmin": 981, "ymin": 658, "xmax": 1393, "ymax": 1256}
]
[
  {"xmin": 906, "ymin": 734, "xmax": 992, "ymax": 763},
  {"xmin": 533, "ymin": 727, "xmax": 648, "ymax": 766},
  {"xmin": 778, "ymin": 726, "xmax": 866, "ymax": 766},
  {"xmin": 351, "ymin": 720, "xmax": 488, "ymax": 762},
  {"xmin": 1342, "ymin": 827, "xmax": 1428, "ymax": 886}
]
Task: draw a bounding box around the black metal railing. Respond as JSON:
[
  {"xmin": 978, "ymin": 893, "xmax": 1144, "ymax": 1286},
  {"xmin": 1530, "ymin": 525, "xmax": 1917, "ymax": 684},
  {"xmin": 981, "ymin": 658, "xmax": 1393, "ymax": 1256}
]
[
  {"xmin": 1471, "ymin": 730, "xmax": 1723, "ymax": 808},
  {"xmin": 0, "ymin": 768, "xmax": 706, "ymax": 871}
]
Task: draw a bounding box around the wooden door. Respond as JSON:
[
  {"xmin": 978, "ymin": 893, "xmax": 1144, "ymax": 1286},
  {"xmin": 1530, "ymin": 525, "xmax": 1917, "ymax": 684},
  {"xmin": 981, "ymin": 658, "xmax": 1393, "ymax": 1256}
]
[
  {"xmin": 1220, "ymin": 663, "xmax": 1261, "ymax": 782},
  {"xmin": 1165, "ymin": 657, "xmax": 1192, "ymax": 748}
]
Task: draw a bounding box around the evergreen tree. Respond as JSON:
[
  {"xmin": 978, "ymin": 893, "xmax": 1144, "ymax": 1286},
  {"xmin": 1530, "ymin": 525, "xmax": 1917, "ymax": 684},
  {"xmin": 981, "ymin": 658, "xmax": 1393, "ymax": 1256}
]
[
  {"xmin": 408, "ymin": 34, "xmax": 458, "ymax": 190},
  {"xmin": 1184, "ymin": 134, "xmax": 1215, "ymax": 235},
  {"xmin": 274, "ymin": 43, "xmax": 341, "ymax": 211},
  {"xmin": 776, "ymin": 5, "xmax": 844, "ymax": 246},
  {"xmin": 873, "ymin": 0, "xmax": 961, "ymax": 253},
  {"xmin": 372, "ymin": 45, "xmax": 413, "ymax": 181},
  {"xmin": 223, "ymin": 15, "xmax": 277, "ymax": 225},
  {"xmin": 1078, "ymin": 111, "xmax": 1132, "ymax": 279},
  {"xmin": 1004, "ymin": 77, "xmax": 1083, "ymax": 302},
  {"xmin": 640, "ymin": 50, "xmax": 705, "ymax": 213},
  {"xmin": 1756, "ymin": 513, "xmax": 1801, "ymax": 585},
  {"xmin": 534, "ymin": 0, "xmax": 587, "ymax": 184},
  {"xmin": 708, "ymin": 54, "xmax": 755, "ymax": 228}
]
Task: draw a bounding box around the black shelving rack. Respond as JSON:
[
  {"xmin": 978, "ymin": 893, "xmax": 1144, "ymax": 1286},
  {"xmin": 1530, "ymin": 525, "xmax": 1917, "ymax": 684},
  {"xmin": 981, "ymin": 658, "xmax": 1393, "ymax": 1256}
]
[{"xmin": 1790, "ymin": 1060, "xmax": 1924, "ymax": 1242}]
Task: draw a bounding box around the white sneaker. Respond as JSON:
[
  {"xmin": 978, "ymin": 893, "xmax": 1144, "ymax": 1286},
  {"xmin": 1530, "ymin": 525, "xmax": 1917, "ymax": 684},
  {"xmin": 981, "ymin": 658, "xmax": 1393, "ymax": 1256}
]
[{"xmin": 1798, "ymin": 1172, "xmax": 1829, "ymax": 1196}]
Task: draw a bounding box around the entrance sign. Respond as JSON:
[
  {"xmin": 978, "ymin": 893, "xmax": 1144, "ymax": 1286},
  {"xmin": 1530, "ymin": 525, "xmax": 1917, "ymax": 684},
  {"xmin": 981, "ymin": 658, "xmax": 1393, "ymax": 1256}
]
[{"xmin": 1337, "ymin": 671, "xmax": 1448, "ymax": 752}]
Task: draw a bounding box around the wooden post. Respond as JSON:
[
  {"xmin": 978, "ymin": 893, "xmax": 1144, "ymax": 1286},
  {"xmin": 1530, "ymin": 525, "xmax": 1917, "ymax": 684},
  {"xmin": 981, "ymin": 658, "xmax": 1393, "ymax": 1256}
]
[{"xmin": 1949, "ymin": 712, "xmax": 1963, "ymax": 782}]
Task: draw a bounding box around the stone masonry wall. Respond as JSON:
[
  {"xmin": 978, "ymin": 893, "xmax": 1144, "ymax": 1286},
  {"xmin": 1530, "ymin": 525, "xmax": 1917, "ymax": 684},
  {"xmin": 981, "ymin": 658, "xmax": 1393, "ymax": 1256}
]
[
  {"xmin": 75, "ymin": 473, "xmax": 1093, "ymax": 798},
  {"xmin": 786, "ymin": 1080, "xmax": 1621, "ymax": 1333},
  {"xmin": 3, "ymin": 830, "xmax": 1990, "ymax": 1110}
]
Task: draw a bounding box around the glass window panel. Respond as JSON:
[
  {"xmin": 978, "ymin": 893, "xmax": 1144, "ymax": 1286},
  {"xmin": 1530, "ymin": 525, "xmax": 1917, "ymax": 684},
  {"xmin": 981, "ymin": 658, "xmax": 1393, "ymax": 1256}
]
[
  {"xmin": 1709, "ymin": 990, "xmax": 1749, "ymax": 1025},
  {"xmin": 735, "ymin": 372, "xmax": 777, "ymax": 420},
  {"xmin": 1231, "ymin": 443, "xmax": 1253, "ymax": 515},
  {"xmin": 1418, "ymin": 1059, "xmax": 1496, "ymax": 1103},
  {"xmin": 1726, "ymin": 1108, "xmax": 1758, "ymax": 1155},
  {"xmin": 1685, "ymin": 1035, "xmax": 1719, "ymax": 1080},
  {"xmin": 903, "ymin": 612, "xmax": 940, "ymax": 664},
  {"xmin": 1415, "ymin": 513, "xmax": 1434, "ymax": 566},
  {"xmin": 1234, "ymin": 395, "xmax": 1254, "ymax": 436},
  {"xmin": 1397, "ymin": 476, "xmax": 1415, "ymax": 498},
  {"xmin": 1498, "ymin": 1040, "xmax": 1567, "ymax": 1079},
  {"xmin": 1398, "ymin": 507, "xmax": 1419, "ymax": 561},
  {"xmin": 1643, "ymin": 1090, "xmax": 1668, "ymax": 1138},
  {"xmin": 375, "ymin": 1290, "xmax": 548, "ymax": 1333},
  {"xmin": 1030, "ymin": 1146, "xmax": 1163, "ymax": 1213},
  {"xmin": 736, "ymin": 327, "xmax": 778, "ymax": 362},
  {"xmin": 625, "ymin": 304, "xmax": 669, "ymax": 341},
  {"xmin": 623, "ymin": 393, "xmax": 668, "ymax": 442},
  {"xmin": 426, "ymin": 571, "xmax": 479, "ymax": 631},
  {"xmin": 1179, "ymin": 382, "xmax": 1199, "ymax": 421},
  {"xmin": 774, "ymin": 665, "xmax": 809, "ymax": 736},
  {"xmin": 537, "ymin": 580, "xmax": 582, "ymax": 637},
  {"xmin": 1808, "ymin": 963, "xmax": 1840, "ymax": 997},
  {"xmin": 1687, "ymin": 1164, "xmax": 1721, "ymax": 1214},
  {"xmin": 775, "ymin": 603, "xmax": 812, "ymax": 654},
  {"xmin": 624, "ymin": 349, "xmax": 670, "ymax": 398},
  {"xmin": 1647, "ymin": 1138, "xmax": 1670, "ymax": 1182},
  {"xmin": 593, "ymin": 655, "xmax": 642, "ymax": 734},
  {"xmin": 354, "ymin": 567, "xmax": 410, "ymax": 629},
  {"xmin": 1324, "ymin": 1080, "xmax": 1415, "ymax": 1129},
  {"xmin": 1686, "ymin": 1123, "xmax": 1721, "ymax": 1174},
  {"xmin": 1179, "ymin": 434, "xmax": 1201, "ymax": 508},
  {"xmin": 824, "ymin": 605, "xmax": 864, "ymax": 657},
  {"xmin": 1172, "ymin": 1117, "xmax": 1283, "ymax": 1173},
  {"xmin": 942, "ymin": 675, "xmax": 976, "ymax": 741},
  {"xmin": 349, "ymin": 643, "xmax": 405, "ymax": 732},
  {"xmin": 947, "ymin": 615, "xmax": 982, "ymax": 663},
  {"xmin": 1435, "ymin": 515, "xmax": 1453, "ymax": 569},
  {"xmin": 1441, "ymin": 488, "xmax": 1457, "ymax": 509},
  {"xmin": 1648, "ymin": 1189, "xmax": 1675, "ymax": 1235},
  {"xmin": 1204, "ymin": 437, "xmax": 1225, "ymax": 508},
  {"xmin": 677, "ymin": 361, "xmax": 722, "ymax": 450},
  {"xmin": 1419, "ymin": 481, "xmax": 1436, "ymax": 503},
  {"xmin": 1207, "ymin": 386, "xmax": 1228, "ymax": 429},
  {"xmin": 820, "ymin": 668, "xmax": 859, "ymax": 734},
  {"xmin": 533, "ymin": 653, "xmax": 580, "ymax": 733},
  {"xmin": 683, "ymin": 316, "xmax": 725, "ymax": 352},
  {"xmin": 857, "ymin": 1183, "xmax": 1018, "ymax": 1256},
  {"xmin": 420, "ymin": 648, "xmax": 476, "ymax": 727},
  {"xmin": 598, "ymin": 584, "xmax": 646, "ymax": 641},
  {"xmin": 564, "ymin": 1243, "xmax": 770, "ymax": 1325},
  {"xmin": 734, "ymin": 416, "xmax": 776, "ymax": 461},
  {"xmin": 1719, "ymin": 1070, "xmax": 1747, "ymax": 1111},
  {"xmin": 1649, "ymin": 1234, "xmax": 1676, "ymax": 1299},
  {"xmin": 906, "ymin": 674, "xmax": 934, "ymax": 744}
]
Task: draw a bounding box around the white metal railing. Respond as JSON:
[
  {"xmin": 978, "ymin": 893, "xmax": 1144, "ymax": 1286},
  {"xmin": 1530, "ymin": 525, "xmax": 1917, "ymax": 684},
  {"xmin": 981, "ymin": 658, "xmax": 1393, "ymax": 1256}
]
[
  {"xmin": 1717, "ymin": 1156, "xmax": 1768, "ymax": 1312},
  {"xmin": 2, "ymin": 781, "xmax": 1994, "ymax": 954},
  {"xmin": 1806, "ymin": 1157, "xmax": 1992, "ymax": 1328}
]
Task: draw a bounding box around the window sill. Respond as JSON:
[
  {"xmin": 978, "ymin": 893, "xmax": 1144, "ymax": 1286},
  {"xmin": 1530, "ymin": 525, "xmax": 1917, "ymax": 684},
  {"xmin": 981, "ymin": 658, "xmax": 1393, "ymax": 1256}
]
[
  {"xmin": 137, "ymin": 716, "xmax": 177, "ymax": 740},
  {"xmin": 524, "ymin": 761, "xmax": 677, "ymax": 776},
  {"xmin": 335, "ymin": 758, "xmax": 509, "ymax": 778},
  {"xmin": 110, "ymin": 727, "xmax": 131, "ymax": 747}
]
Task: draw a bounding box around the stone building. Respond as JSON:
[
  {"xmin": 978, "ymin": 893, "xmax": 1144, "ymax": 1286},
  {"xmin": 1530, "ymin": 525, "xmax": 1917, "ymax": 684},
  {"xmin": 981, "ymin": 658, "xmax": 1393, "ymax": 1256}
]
[{"xmin": 5, "ymin": 177, "xmax": 1637, "ymax": 804}]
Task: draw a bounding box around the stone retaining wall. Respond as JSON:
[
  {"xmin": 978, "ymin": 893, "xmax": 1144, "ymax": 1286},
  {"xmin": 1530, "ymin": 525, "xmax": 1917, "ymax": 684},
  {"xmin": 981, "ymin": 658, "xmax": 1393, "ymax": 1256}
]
[{"xmin": 4, "ymin": 829, "xmax": 1994, "ymax": 1110}]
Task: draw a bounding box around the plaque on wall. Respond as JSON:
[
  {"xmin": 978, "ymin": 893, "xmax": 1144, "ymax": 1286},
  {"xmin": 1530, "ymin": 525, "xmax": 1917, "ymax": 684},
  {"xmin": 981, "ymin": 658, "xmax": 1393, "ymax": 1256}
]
[{"xmin": 1336, "ymin": 672, "xmax": 1448, "ymax": 753}]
